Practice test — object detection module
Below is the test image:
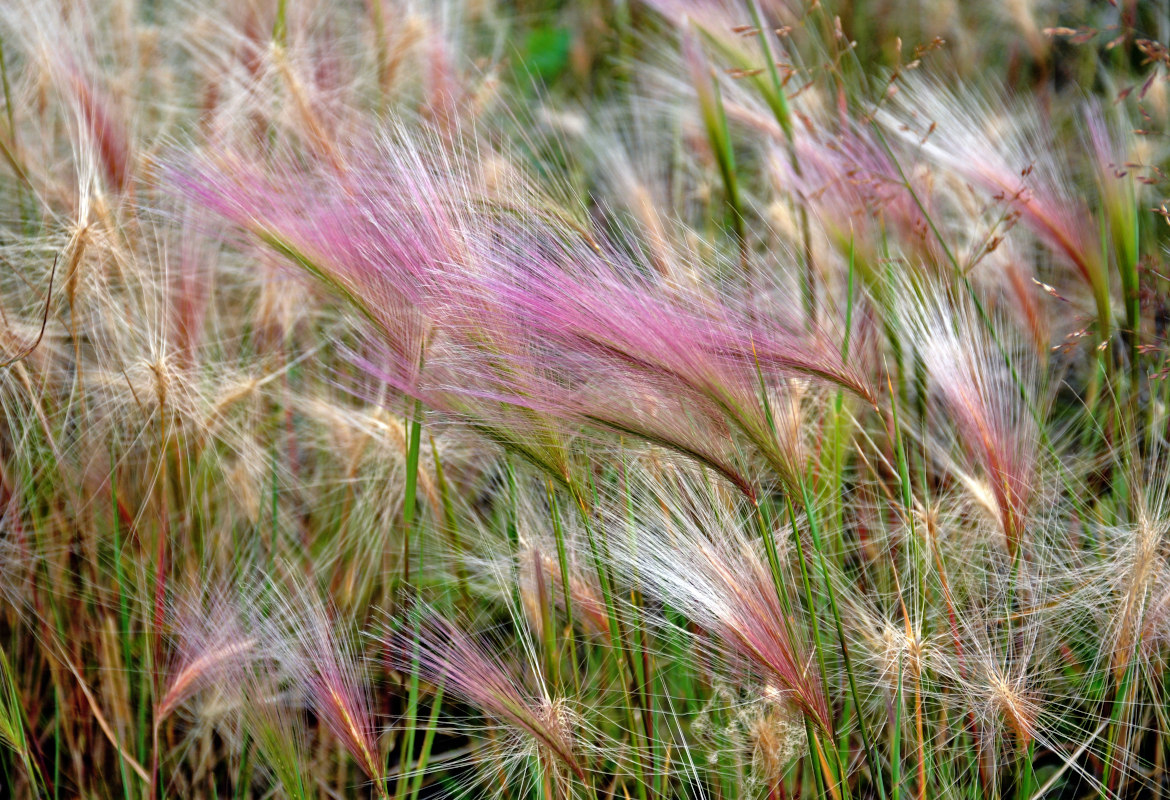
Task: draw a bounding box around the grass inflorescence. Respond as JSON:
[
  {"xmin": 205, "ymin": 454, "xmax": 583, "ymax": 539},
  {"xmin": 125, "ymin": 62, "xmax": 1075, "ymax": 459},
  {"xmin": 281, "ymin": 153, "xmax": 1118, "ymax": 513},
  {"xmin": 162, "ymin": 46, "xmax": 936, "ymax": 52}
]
[{"xmin": 0, "ymin": 0, "xmax": 1169, "ymax": 798}]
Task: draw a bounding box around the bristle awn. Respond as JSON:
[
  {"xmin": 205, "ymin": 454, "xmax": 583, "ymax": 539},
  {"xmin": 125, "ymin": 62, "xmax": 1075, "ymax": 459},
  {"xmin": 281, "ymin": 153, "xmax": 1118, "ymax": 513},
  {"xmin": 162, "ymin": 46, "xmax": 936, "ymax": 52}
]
[
  {"xmin": 868, "ymin": 121, "xmax": 1045, "ymax": 410},
  {"xmin": 386, "ymin": 608, "xmax": 586, "ymax": 790},
  {"xmin": 875, "ymin": 122, "xmax": 1067, "ymax": 491}
]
